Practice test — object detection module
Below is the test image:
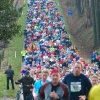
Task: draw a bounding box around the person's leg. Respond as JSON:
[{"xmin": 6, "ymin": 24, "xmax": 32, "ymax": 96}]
[
  {"xmin": 22, "ymin": 56, "xmax": 25, "ymax": 62},
  {"xmin": 23, "ymin": 92, "xmax": 28, "ymax": 100},
  {"xmin": 27, "ymin": 92, "xmax": 34, "ymax": 100},
  {"xmin": 10, "ymin": 77, "xmax": 15, "ymax": 90},
  {"xmin": 30, "ymin": 92, "xmax": 34, "ymax": 100},
  {"xmin": 7, "ymin": 77, "xmax": 9, "ymax": 90}
]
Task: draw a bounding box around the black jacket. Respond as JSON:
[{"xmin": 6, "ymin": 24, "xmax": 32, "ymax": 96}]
[
  {"xmin": 63, "ymin": 73, "xmax": 92, "ymax": 100},
  {"xmin": 16, "ymin": 76, "xmax": 34, "ymax": 93},
  {"xmin": 5, "ymin": 68, "xmax": 14, "ymax": 78}
]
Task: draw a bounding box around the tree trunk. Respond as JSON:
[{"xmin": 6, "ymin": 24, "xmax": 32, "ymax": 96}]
[
  {"xmin": 91, "ymin": 0, "xmax": 97, "ymax": 46},
  {"xmin": 76, "ymin": 0, "xmax": 84, "ymax": 16},
  {"xmin": 96, "ymin": 0, "xmax": 100, "ymax": 46},
  {"xmin": 86, "ymin": 0, "xmax": 92, "ymax": 27}
]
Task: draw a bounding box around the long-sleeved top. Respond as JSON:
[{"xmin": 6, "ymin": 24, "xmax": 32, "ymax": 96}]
[
  {"xmin": 63, "ymin": 73, "xmax": 92, "ymax": 100},
  {"xmin": 5, "ymin": 68, "xmax": 14, "ymax": 78},
  {"xmin": 88, "ymin": 84, "xmax": 100, "ymax": 100},
  {"xmin": 36, "ymin": 82, "xmax": 69, "ymax": 100},
  {"xmin": 34, "ymin": 80, "xmax": 49, "ymax": 96},
  {"xmin": 16, "ymin": 76, "xmax": 34, "ymax": 93}
]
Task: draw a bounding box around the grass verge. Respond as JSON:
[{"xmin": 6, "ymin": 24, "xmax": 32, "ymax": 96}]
[{"xmin": 0, "ymin": 0, "xmax": 27, "ymax": 98}]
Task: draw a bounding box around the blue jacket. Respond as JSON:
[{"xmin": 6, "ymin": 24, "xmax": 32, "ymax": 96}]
[{"xmin": 34, "ymin": 80, "xmax": 49, "ymax": 95}]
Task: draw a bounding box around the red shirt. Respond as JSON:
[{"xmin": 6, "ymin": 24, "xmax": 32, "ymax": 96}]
[
  {"xmin": 59, "ymin": 45, "xmax": 64, "ymax": 50},
  {"xmin": 59, "ymin": 59, "xmax": 64, "ymax": 64},
  {"xmin": 97, "ymin": 55, "xmax": 100, "ymax": 60}
]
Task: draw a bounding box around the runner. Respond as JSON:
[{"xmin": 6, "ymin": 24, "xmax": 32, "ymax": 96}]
[
  {"xmin": 91, "ymin": 75, "xmax": 98, "ymax": 86},
  {"xmin": 33, "ymin": 69, "xmax": 49, "ymax": 99},
  {"xmin": 88, "ymin": 84, "xmax": 100, "ymax": 100},
  {"xmin": 19, "ymin": 0, "xmax": 100, "ymax": 99},
  {"xmin": 37, "ymin": 69, "xmax": 69, "ymax": 100},
  {"xmin": 63, "ymin": 62, "xmax": 92, "ymax": 100}
]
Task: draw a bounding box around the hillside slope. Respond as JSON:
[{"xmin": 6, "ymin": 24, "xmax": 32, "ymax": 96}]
[{"xmin": 59, "ymin": 0, "xmax": 94, "ymax": 59}]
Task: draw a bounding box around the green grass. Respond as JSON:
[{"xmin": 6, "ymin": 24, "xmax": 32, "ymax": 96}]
[
  {"xmin": 55, "ymin": 0, "xmax": 75, "ymax": 44},
  {"xmin": 0, "ymin": 0, "xmax": 28, "ymax": 98}
]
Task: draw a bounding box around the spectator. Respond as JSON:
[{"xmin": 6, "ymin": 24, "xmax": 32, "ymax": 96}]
[
  {"xmin": 5, "ymin": 65, "xmax": 15, "ymax": 90},
  {"xmin": 90, "ymin": 51, "xmax": 97, "ymax": 63},
  {"xmin": 96, "ymin": 55, "xmax": 100, "ymax": 69},
  {"xmin": 21, "ymin": 49, "xmax": 27, "ymax": 62}
]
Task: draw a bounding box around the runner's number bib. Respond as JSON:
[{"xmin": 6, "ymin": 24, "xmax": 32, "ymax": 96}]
[{"xmin": 70, "ymin": 82, "xmax": 81, "ymax": 92}]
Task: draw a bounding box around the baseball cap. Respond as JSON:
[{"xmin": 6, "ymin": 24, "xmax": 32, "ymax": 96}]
[
  {"xmin": 50, "ymin": 69, "xmax": 60, "ymax": 75},
  {"xmin": 25, "ymin": 71, "xmax": 30, "ymax": 75}
]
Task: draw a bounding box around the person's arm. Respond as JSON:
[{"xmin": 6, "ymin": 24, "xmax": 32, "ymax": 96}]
[
  {"xmin": 59, "ymin": 84, "xmax": 69, "ymax": 100},
  {"xmin": 15, "ymin": 78, "xmax": 23, "ymax": 84},
  {"xmin": 29, "ymin": 78, "xmax": 34, "ymax": 89},
  {"xmin": 5, "ymin": 70, "xmax": 7, "ymax": 74},
  {"xmin": 32, "ymin": 77, "xmax": 35, "ymax": 84},
  {"xmin": 62, "ymin": 90, "xmax": 69, "ymax": 100},
  {"xmin": 36, "ymin": 86, "xmax": 45, "ymax": 100},
  {"xmin": 51, "ymin": 91, "xmax": 69, "ymax": 100},
  {"xmin": 21, "ymin": 51, "xmax": 22, "ymax": 55},
  {"xmin": 33, "ymin": 82, "xmax": 36, "ymax": 95},
  {"xmin": 62, "ymin": 75, "xmax": 67, "ymax": 85},
  {"xmin": 12, "ymin": 70, "xmax": 14, "ymax": 76},
  {"xmin": 85, "ymin": 77, "xmax": 92, "ymax": 100}
]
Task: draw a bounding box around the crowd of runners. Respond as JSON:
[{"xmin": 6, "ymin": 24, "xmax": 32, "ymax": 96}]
[{"xmin": 16, "ymin": 0, "xmax": 100, "ymax": 100}]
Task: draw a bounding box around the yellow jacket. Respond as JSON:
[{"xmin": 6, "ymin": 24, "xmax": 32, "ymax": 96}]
[
  {"xmin": 88, "ymin": 84, "xmax": 100, "ymax": 100},
  {"xmin": 21, "ymin": 50, "xmax": 27, "ymax": 56}
]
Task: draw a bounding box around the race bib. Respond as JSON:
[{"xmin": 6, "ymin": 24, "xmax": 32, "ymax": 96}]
[{"xmin": 70, "ymin": 82, "xmax": 81, "ymax": 92}]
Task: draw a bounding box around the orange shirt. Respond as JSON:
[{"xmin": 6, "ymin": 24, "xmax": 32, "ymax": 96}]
[
  {"xmin": 27, "ymin": 46, "xmax": 32, "ymax": 52},
  {"xmin": 49, "ymin": 40, "xmax": 53, "ymax": 46}
]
